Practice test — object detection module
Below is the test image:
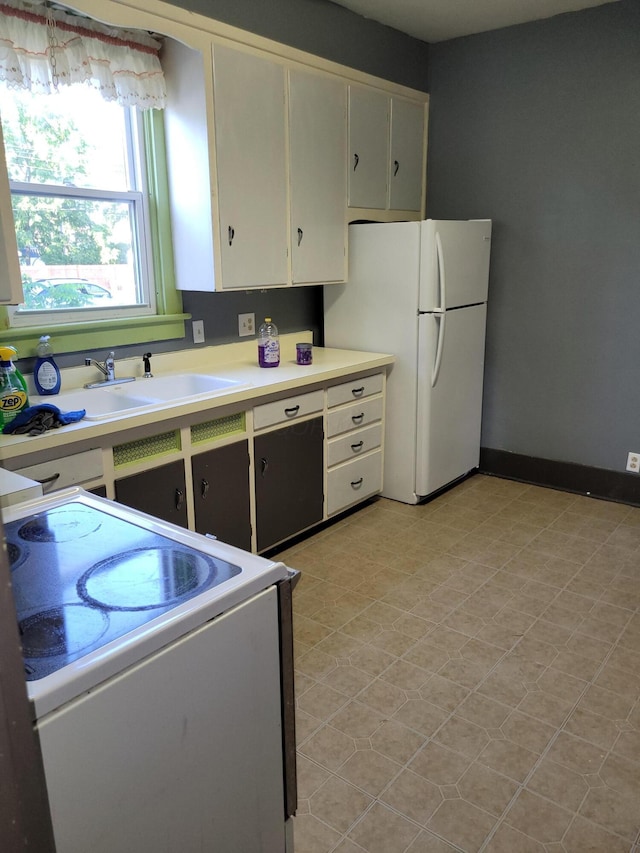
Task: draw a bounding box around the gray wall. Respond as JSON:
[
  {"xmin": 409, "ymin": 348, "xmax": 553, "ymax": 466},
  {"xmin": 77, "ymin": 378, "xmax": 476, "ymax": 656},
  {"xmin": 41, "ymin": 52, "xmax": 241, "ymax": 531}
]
[
  {"xmin": 47, "ymin": 0, "xmax": 428, "ymax": 372},
  {"xmin": 426, "ymin": 0, "xmax": 640, "ymax": 474}
]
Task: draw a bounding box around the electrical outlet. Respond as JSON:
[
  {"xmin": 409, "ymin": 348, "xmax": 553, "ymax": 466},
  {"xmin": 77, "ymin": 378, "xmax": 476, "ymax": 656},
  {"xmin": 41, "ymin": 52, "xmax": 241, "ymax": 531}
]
[
  {"xmin": 238, "ymin": 312, "xmax": 255, "ymax": 337},
  {"xmin": 626, "ymin": 451, "xmax": 640, "ymax": 473},
  {"xmin": 192, "ymin": 319, "xmax": 205, "ymax": 344}
]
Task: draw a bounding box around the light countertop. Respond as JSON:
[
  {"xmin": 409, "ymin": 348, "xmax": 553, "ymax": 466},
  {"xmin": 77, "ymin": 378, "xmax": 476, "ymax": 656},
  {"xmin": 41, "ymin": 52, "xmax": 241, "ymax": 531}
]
[{"xmin": 0, "ymin": 334, "xmax": 394, "ymax": 466}]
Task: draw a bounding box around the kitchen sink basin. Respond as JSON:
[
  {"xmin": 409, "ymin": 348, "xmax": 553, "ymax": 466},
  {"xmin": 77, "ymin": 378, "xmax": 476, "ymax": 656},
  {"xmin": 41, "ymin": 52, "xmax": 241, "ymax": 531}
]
[
  {"xmin": 33, "ymin": 374, "xmax": 248, "ymax": 421},
  {"xmin": 33, "ymin": 387, "xmax": 160, "ymax": 420},
  {"xmin": 120, "ymin": 373, "xmax": 245, "ymax": 402}
]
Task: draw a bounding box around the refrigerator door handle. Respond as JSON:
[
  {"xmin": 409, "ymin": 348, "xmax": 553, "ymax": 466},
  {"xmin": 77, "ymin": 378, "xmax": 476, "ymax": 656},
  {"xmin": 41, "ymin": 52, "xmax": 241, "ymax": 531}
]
[
  {"xmin": 431, "ymin": 311, "xmax": 446, "ymax": 388},
  {"xmin": 435, "ymin": 230, "xmax": 446, "ymax": 312}
]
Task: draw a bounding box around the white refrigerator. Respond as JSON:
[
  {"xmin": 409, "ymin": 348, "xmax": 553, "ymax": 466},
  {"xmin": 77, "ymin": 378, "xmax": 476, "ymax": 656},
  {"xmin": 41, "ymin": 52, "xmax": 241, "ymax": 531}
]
[{"xmin": 324, "ymin": 219, "xmax": 492, "ymax": 504}]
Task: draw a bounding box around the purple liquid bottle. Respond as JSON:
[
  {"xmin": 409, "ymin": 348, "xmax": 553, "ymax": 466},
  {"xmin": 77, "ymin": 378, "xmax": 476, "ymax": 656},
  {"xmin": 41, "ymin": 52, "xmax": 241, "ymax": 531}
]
[{"xmin": 258, "ymin": 317, "xmax": 280, "ymax": 368}]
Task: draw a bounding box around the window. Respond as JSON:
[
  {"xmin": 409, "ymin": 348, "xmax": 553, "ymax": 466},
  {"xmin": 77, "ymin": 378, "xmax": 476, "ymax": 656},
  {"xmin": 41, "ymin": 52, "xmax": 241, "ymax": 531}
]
[
  {"xmin": 0, "ymin": 0, "xmax": 187, "ymax": 353},
  {"xmin": 1, "ymin": 83, "xmax": 155, "ymax": 325}
]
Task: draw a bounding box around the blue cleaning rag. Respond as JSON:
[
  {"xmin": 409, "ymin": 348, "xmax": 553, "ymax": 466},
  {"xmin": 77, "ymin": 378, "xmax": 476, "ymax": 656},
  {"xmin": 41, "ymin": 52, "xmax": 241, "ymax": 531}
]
[{"xmin": 3, "ymin": 404, "xmax": 86, "ymax": 436}]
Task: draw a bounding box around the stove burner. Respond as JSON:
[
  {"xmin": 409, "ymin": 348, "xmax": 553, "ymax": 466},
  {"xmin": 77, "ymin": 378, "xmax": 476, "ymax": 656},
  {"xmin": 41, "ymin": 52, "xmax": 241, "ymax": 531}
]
[
  {"xmin": 19, "ymin": 604, "xmax": 110, "ymax": 659},
  {"xmin": 77, "ymin": 546, "xmax": 217, "ymax": 611},
  {"xmin": 18, "ymin": 506, "xmax": 102, "ymax": 544},
  {"xmin": 6, "ymin": 540, "xmax": 27, "ymax": 571}
]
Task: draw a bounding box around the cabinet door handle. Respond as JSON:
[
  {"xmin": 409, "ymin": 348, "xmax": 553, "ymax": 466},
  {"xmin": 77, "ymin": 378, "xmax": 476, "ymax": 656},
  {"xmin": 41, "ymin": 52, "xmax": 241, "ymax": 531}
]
[
  {"xmin": 297, "ymin": 228, "xmax": 303, "ymax": 247},
  {"xmin": 175, "ymin": 488, "xmax": 185, "ymax": 511},
  {"xmin": 351, "ymin": 441, "xmax": 364, "ymax": 452},
  {"xmin": 261, "ymin": 457, "xmax": 268, "ymax": 477},
  {"xmin": 351, "ymin": 413, "xmax": 365, "ymax": 424},
  {"xmin": 36, "ymin": 472, "xmax": 61, "ymax": 486},
  {"xmin": 353, "ymin": 153, "xmax": 359, "ymax": 171},
  {"xmin": 228, "ymin": 225, "xmax": 235, "ymax": 246},
  {"xmin": 284, "ymin": 405, "xmax": 300, "ymax": 417},
  {"xmin": 350, "ymin": 477, "xmax": 364, "ymax": 489},
  {"xmin": 351, "ymin": 386, "xmax": 365, "ymax": 397},
  {"xmin": 393, "ymin": 160, "xmax": 400, "ymax": 176},
  {"xmin": 201, "ymin": 478, "xmax": 210, "ymax": 499}
]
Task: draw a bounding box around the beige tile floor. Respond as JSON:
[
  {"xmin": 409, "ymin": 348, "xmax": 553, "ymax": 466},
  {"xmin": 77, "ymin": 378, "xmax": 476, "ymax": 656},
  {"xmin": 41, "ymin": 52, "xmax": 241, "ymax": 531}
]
[{"xmin": 273, "ymin": 475, "xmax": 640, "ymax": 853}]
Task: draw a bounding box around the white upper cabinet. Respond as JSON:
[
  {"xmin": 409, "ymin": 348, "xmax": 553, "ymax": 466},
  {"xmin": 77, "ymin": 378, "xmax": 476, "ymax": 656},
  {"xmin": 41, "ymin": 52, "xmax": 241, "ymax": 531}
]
[
  {"xmin": 347, "ymin": 86, "xmax": 426, "ymax": 216},
  {"xmin": 0, "ymin": 122, "xmax": 24, "ymax": 305},
  {"xmin": 389, "ymin": 97, "xmax": 425, "ymax": 212},
  {"xmin": 348, "ymin": 86, "xmax": 389, "ymax": 210},
  {"xmin": 288, "ymin": 70, "xmax": 347, "ymax": 284},
  {"xmin": 212, "ymin": 44, "xmax": 288, "ymax": 289}
]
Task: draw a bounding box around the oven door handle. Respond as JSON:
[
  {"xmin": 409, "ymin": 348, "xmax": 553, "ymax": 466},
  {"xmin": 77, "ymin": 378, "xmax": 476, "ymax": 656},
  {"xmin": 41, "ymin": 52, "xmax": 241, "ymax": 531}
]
[{"xmin": 276, "ymin": 568, "xmax": 300, "ymax": 820}]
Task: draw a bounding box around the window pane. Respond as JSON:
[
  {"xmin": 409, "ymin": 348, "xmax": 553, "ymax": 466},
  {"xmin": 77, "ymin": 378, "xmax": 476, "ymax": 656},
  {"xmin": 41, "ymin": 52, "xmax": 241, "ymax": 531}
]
[
  {"xmin": 14, "ymin": 194, "xmax": 143, "ymax": 311},
  {"xmin": 0, "ymin": 86, "xmax": 131, "ymax": 191},
  {"xmin": 0, "ymin": 82, "xmax": 155, "ymax": 319}
]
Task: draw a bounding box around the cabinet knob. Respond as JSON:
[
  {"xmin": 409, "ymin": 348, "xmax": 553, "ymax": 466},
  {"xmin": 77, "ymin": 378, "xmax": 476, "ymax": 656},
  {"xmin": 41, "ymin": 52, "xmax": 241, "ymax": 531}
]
[
  {"xmin": 297, "ymin": 228, "xmax": 303, "ymax": 247},
  {"xmin": 201, "ymin": 478, "xmax": 210, "ymax": 499},
  {"xmin": 353, "ymin": 153, "xmax": 359, "ymax": 171},
  {"xmin": 228, "ymin": 225, "xmax": 235, "ymax": 246},
  {"xmin": 393, "ymin": 160, "xmax": 400, "ymax": 177}
]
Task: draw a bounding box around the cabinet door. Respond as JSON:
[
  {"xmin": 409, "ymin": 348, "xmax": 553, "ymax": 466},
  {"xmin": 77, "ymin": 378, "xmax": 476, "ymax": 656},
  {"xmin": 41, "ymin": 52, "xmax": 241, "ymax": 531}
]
[
  {"xmin": 288, "ymin": 70, "xmax": 346, "ymax": 284},
  {"xmin": 0, "ymin": 121, "xmax": 23, "ymax": 305},
  {"xmin": 254, "ymin": 416, "xmax": 323, "ymax": 552},
  {"xmin": 192, "ymin": 440, "xmax": 251, "ymax": 551},
  {"xmin": 115, "ymin": 460, "xmax": 188, "ymax": 528},
  {"xmin": 347, "ymin": 86, "xmax": 389, "ymax": 209},
  {"xmin": 212, "ymin": 44, "xmax": 288, "ymax": 289},
  {"xmin": 388, "ymin": 97, "xmax": 425, "ymax": 212}
]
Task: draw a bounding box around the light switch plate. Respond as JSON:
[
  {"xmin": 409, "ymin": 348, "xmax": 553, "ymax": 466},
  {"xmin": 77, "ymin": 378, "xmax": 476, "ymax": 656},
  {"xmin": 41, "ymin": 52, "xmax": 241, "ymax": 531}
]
[{"xmin": 192, "ymin": 319, "xmax": 205, "ymax": 344}]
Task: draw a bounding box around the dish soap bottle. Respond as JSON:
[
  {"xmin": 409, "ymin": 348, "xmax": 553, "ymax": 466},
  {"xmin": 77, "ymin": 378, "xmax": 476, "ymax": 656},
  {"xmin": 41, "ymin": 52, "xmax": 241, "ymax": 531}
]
[
  {"xmin": 0, "ymin": 346, "xmax": 30, "ymax": 428},
  {"xmin": 34, "ymin": 335, "xmax": 61, "ymax": 395},
  {"xmin": 257, "ymin": 317, "xmax": 280, "ymax": 368}
]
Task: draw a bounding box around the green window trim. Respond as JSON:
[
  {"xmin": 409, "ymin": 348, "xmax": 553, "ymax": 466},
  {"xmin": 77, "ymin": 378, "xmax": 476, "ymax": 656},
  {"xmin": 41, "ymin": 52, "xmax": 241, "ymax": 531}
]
[{"xmin": 1, "ymin": 109, "xmax": 189, "ymax": 357}]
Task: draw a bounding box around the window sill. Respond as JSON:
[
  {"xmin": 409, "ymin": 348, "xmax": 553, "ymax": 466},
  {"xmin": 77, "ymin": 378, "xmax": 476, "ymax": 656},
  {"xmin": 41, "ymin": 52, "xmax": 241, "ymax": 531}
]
[{"xmin": 1, "ymin": 312, "xmax": 190, "ymax": 356}]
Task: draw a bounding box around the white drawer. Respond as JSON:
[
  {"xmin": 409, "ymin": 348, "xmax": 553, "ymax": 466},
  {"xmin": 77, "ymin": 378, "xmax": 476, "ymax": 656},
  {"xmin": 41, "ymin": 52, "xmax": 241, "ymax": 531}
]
[
  {"xmin": 253, "ymin": 389, "xmax": 324, "ymax": 431},
  {"xmin": 327, "ymin": 372, "xmax": 384, "ymax": 408},
  {"xmin": 327, "ymin": 423, "xmax": 382, "ymax": 468},
  {"xmin": 16, "ymin": 448, "xmax": 104, "ymax": 494},
  {"xmin": 327, "ymin": 450, "xmax": 383, "ymax": 516},
  {"xmin": 327, "ymin": 397, "xmax": 383, "ymax": 438}
]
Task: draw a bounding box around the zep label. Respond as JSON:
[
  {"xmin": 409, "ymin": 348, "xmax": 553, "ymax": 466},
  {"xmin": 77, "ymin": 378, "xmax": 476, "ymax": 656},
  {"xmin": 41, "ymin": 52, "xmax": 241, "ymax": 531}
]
[{"xmin": 1, "ymin": 390, "xmax": 28, "ymax": 424}]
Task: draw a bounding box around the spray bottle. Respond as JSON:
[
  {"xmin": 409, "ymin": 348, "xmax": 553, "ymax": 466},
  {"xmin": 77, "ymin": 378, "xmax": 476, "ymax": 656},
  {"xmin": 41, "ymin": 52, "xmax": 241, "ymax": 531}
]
[{"xmin": 0, "ymin": 346, "xmax": 30, "ymax": 429}]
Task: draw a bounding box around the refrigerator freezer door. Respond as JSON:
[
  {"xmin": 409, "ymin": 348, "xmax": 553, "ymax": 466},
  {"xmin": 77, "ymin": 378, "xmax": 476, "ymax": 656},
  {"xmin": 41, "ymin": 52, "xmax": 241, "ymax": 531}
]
[
  {"xmin": 415, "ymin": 304, "xmax": 487, "ymax": 498},
  {"xmin": 419, "ymin": 220, "xmax": 492, "ymax": 311}
]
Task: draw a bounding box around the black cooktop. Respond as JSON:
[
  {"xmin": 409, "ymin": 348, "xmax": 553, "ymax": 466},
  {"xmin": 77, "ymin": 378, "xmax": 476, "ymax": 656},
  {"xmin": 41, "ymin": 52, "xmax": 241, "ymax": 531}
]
[{"xmin": 6, "ymin": 504, "xmax": 242, "ymax": 681}]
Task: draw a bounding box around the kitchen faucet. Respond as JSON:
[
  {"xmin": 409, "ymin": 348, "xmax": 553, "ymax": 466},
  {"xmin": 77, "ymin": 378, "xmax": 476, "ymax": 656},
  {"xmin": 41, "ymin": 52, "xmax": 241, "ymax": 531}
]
[{"xmin": 84, "ymin": 351, "xmax": 135, "ymax": 388}]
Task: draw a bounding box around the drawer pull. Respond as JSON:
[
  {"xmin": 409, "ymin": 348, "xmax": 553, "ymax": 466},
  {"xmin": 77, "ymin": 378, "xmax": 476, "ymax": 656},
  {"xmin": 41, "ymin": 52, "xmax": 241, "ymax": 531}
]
[
  {"xmin": 201, "ymin": 478, "xmax": 210, "ymax": 499},
  {"xmin": 261, "ymin": 457, "xmax": 269, "ymax": 477},
  {"xmin": 350, "ymin": 477, "xmax": 364, "ymax": 489},
  {"xmin": 351, "ymin": 413, "xmax": 365, "ymax": 424},
  {"xmin": 36, "ymin": 472, "xmax": 61, "ymax": 486},
  {"xmin": 351, "ymin": 441, "xmax": 364, "ymax": 452},
  {"xmin": 352, "ymin": 386, "xmax": 365, "ymax": 397},
  {"xmin": 228, "ymin": 225, "xmax": 235, "ymax": 246},
  {"xmin": 175, "ymin": 488, "xmax": 185, "ymax": 511},
  {"xmin": 284, "ymin": 405, "xmax": 300, "ymax": 417}
]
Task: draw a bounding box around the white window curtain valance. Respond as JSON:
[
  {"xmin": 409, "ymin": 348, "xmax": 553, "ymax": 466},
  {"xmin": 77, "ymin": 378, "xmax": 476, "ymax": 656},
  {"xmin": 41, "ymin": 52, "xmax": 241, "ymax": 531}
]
[{"xmin": 0, "ymin": 0, "xmax": 166, "ymax": 109}]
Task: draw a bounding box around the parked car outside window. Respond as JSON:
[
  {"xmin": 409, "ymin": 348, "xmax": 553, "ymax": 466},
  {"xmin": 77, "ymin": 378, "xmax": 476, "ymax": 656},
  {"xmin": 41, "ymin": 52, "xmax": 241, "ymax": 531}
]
[{"xmin": 22, "ymin": 278, "xmax": 113, "ymax": 310}]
